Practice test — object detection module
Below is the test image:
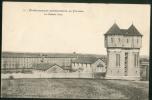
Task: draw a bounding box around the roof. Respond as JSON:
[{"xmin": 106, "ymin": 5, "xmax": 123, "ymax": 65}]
[
  {"xmin": 104, "ymin": 23, "xmax": 142, "ymax": 36},
  {"xmin": 32, "ymin": 63, "xmax": 66, "ymax": 71},
  {"xmin": 105, "ymin": 23, "xmax": 122, "ymax": 35},
  {"xmin": 72, "ymin": 57, "xmax": 105, "ymax": 64},
  {"xmin": 1, "ymin": 52, "xmax": 106, "ymax": 58}
]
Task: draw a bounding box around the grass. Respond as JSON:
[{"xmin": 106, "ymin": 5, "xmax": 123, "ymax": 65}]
[{"xmin": 1, "ymin": 78, "xmax": 149, "ymax": 99}]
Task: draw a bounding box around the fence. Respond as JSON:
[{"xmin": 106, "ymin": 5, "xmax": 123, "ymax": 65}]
[{"xmin": 1, "ymin": 72, "xmax": 95, "ymax": 79}]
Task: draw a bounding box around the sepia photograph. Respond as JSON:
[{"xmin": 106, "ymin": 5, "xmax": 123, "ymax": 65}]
[{"xmin": 1, "ymin": 2, "xmax": 150, "ymax": 99}]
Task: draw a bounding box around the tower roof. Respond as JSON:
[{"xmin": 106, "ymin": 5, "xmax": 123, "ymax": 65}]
[
  {"xmin": 127, "ymin": 24, "xmax": 142, "ymax": 36},
  {"xmin": 105, "ymin": 23, "xmax": 122, "ymax": 35},
  {"xmin": 104, "ymin": 23, "xmax": 142, "ymax": 36}
]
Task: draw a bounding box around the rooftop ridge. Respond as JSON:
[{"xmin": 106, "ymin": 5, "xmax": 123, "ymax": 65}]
[{"xmin": 104, "ymin": 23, "xmax": 142, "ymax": 36}]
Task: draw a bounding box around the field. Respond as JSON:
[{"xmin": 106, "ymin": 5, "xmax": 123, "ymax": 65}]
[{"xmin": 1, "ymin": 78, "xmax": 149, "ymax": 100}]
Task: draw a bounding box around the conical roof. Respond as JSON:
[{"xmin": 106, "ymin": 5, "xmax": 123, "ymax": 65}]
[
  {"xmin": 104, "ymin": 23, "xmax": 142, "ymax": 36},
  {"xmin": 104, "ymin": 23, "xmax": 122, "ymax": 35},
  {"xmin": 127, "ymin": 24, "xmax": 142, "ymax": 36}
]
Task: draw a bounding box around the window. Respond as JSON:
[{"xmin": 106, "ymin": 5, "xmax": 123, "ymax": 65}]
[
  {"xmin": 116, "ymin": 54, "xmax": 120, "ymax": 67},
  {"xmin": 127, "ymin": 39, "xmax": 128, "ymax": 43},
  {"xmin": 125, "ymin": 53, "xmax": 128, "ymax": 76},
  {"xmin": 111, "ymin": 38, "xmax": 113, "ymax": 42},
  {"xmin": 118, "ymin": 38, "xmax": 120, "ymax": 42},
  {"xmin": 134, "ymin": 53, "xmax": 139, "ymax": 67}
]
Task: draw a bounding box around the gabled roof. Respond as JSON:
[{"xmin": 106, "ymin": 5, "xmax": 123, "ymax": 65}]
[
  {"xmin": 32, "ymin": 63, "xmax": 66, "ymax": 71},
  {"xmin": 104, "ymin": 23, "xmax": 142, "ymax": 36},
  {"xmin": 72, "ymin": 57, "xmax": 105, "ymax": 64}
]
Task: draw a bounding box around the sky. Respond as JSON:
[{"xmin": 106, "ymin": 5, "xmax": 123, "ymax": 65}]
[{"xmin": 2, "ymin": 2, "xmax": 150, "ymax": 56}]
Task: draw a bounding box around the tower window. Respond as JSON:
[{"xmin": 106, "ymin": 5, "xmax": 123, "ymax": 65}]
[
  {"xmin": 124, "ymin": 53, "xmax": 128, "ymax": 76},
  {"xmin": 111, "ymin": 38, "xmax": 113, "ymax": 42},
  {"xmin": 118, "ymin": 38, "xmax": 120, "ymax": 42},
  {"xmin": 116, "ymin": 54, "xmax": 120, "ymax": 67},
  {"xmin": 134, "ymin": 53, "xmax": 139, "ymax": 67},
  {"xmin": 127, "ymin": 39, "xmax": 128, "ymax": 43}
]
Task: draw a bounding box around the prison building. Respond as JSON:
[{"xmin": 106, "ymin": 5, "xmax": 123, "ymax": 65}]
[
  {"xmin": 1, "ymin": 52, "xmax": 106, "ymax": 73},
  {"xmin": 104, "ymin": 23, "xmax": 142, "ymax": 80},
  {"xmin": 1, "ymin": 52, "xmax": 76, "ymax": 73},
  {"xmin": 71, "ymin": 57, "xmax": 106, "ymax": 74}
]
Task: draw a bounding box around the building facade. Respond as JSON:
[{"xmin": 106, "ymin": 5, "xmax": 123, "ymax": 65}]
[
  {"xmin": 1, "ymin": 52, "xmax": 106, "ymax": 74},
  {"xmin": 104, "ymin": 23, "xmax": 142, "ymax": 80},
  {"xmin": 1, "ymin": 52, "xmax": 75, "ymax": 73},
  {"xmin": 71, "ymin": 57, "xmax": 106, "ymax": 72},
  {"xmin": 71, "ymin": 57, "xmax": 106, "ymax": 78}
]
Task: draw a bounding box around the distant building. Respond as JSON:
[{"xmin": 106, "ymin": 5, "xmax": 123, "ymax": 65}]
[
  {"xmin": 1, "ymin": 52, "xmax": 106, "ymax": 74},
  {"xmin": 1, "ymin": 52, "xmax": 75, "ymax": 73},
  {"xmin": 71, "ymin": 57, "xmax": 106, "ymax": 72},
  {"xmin": 71, "ymin": 57, "xmax": 106, "ymax": 78},
  {"xmin": 104, "ymin": 23, "xmax": 142, "ymax": 80},
  {"xmin": 140, "ymin": 57, "xmax": 149, "ymax": 81}
]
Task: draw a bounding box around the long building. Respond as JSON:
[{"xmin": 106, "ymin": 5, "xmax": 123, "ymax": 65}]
[
  {"xmin": 1, "ymin": 52, "xmax": 106, "ymax": 73},
  {"xmin": 1, "ymin": 51, "xmax": 149, "ymax": 80}
]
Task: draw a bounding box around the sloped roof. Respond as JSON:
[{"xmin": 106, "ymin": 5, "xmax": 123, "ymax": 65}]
[
  {"xmin": 32, "ymin": 63, "xmax": 66, "ymax": 71},
  {"xmin": 1, "ymin": 52, "xmax": 105, "ymax": 58},
  {"xmin": 105, "ymin": 23, "xmax": 122, "ymax": 35},
  {"xmin": 72, "ymin": 57, "xmax": 105, "ymax": 64},
  {"xmin": 104, "ymin": 23, "xmax": 142, "ymax": 36},
  {"xmin": 127, "ymin": 24, "xmax": 142, "ymax": 36}
]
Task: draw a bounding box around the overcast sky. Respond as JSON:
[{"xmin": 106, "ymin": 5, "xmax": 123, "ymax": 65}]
[{"xmin": 2, "ymin": 2, "xmax": 150, "ymax": 56}]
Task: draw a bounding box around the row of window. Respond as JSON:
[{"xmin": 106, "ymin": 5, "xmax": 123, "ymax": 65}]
[
  {"xmin": 2, "ymin": 60, "xmax": 71, "ymax": 65},
  {"xmin": 115, "ymin": 53, "xmax": 139, "ymax": 67},
  {"xmin": 72, "ymin": 63, "xmax": 91, "ymax": 67},
  {"xmin": 2, "ymin": 58, "xmax": 71, "ymax": 62},
  {"xmin": 110, "ymin": 38, "xmax": 139, "ymax": 43},
  {"xmin": 2, "ymin": 63, "xmax": 31, "ymax": 68}
]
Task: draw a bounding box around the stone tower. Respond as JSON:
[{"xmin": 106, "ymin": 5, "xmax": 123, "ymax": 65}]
[{"xmin": 104, "ymin": 23, "xmax": 142, "ymax": 80}]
